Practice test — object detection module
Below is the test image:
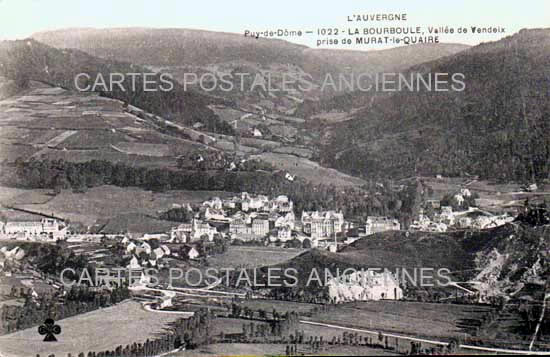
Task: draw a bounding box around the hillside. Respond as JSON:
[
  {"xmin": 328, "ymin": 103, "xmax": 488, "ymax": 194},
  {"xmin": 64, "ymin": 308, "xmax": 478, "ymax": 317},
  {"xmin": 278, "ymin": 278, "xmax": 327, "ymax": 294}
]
[
  {"xmin": 0, "ymin": 39, "xmax": 375, "ymax": 189},
  {"xmin": 31, "ymin": 28, "xmax": 468, "ymax": 114},
  {"xmin": 319, "ymin": 28, "xmax": 550, "ymax": 182},
  {"xmin": 31, "ymin": 28, "xmax": 468, "ymax": 80},
  {"xmin": 0, "ymin": 39, "xmax": 233, "ymax": 134},
  {"xmin": 0, "ymin": 80, "xmax": 215, "ymax": 166},
  {"xmin": 258, "ymin": 223, "xmax": 549, "ymax": 300}
]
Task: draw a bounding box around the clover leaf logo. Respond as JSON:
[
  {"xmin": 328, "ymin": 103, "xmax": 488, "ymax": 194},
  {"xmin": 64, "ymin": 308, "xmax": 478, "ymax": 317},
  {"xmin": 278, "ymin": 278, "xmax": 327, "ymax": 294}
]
[{"xmin": 38, "ymin": 318, "xmax": 61, "ymax": 342}]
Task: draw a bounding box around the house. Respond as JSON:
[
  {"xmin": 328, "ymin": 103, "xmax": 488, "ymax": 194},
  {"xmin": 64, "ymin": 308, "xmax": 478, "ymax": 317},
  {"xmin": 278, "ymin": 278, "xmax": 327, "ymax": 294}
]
[
  {"xmin": 242, "ymin": 194, "xmax": 269, "ymax": 212},
  {"xmin": 438, "ymin": 206, "xmax": 455, "ymax": 225},
  {"xmin": 365, "ymin": 216, "xmax": 400, "ymax": 236},
  {"xmin": 203, "ymin": 197, "xmax": 223, "ymax": 210},
  {"xmin": 160, "ymin": 245, "xmax": 171, "ymax": 256},
  {"xmin": 425, "ymin": 200, "xmax": 441, "ymax": 209},
  {"xmin": 273, "ymin": 195, "xmax": 294, "ymax": 213},
  {"xmin": 1, "ymin": 246, "xmax": 25, "ymax": 261},
  {"xmin": 160, "ymin": 297, "xmax": 173, "ymax": 309},
  {"xmin": 139, "ymin": 242, "xmax": 152, "ymax": 255},
  {"xmin": 126, "ymin": 242, "xmax": 137, "ymax": 253},
  {"xmin": 181, "ymin": 245, "xmax": 200, "ymax": 260},
  {"xmin": 204, "ymin": 207, "xmax": 229, "ymax": 221},
  {"xmin": 142, "ymin": 233, "xmax": 169, "ymax": 240},
  {"xmin": 169, "ymin": 228, "xmax": 188, "ymax": 243},
  {"xmin": 138, "ymin": 271, "xmax": 151, "ymax": 286},
  {"xmin": 252, "ymin": 218, "xmax": 269, "ymax": 237},
  {"xmin": 170, "ymin": 223, "xmax": 192, "ymax": 242},
  {"xmin": 454, "ymin": 194, "xmax": 465, "ymax": 206},
  {"xmin": 252, "ymin": 128, "xmax": 263, "ymax": 137},
  {"xmin": 302, "ymin": 211, "xmax": 344, "ymax": 238},
  {"xmin": 229, "ymin": 218, "xmax": 248, "ymax": 235},
  {"xmin": 327, "ymin": 244, "xmax": 338, "ymax": 253},
  {"xmin": 327, "ymin": 270, "xmax": 403, "ymax": 303},
  {"xmin": 277, "ymin": 226, "xmax": 292, "ymax": 240},
  {"xmin": 4, "ymin": 218, "xmax": 67, "ymax": 240},
  {"xmin": 275, "ymin": 212, "xmax": 295, "ymax": 229},
  {"xmin": 171, "ymin": 219, "xmax": 217, "ymax": 242},
  {"xmin": 152, "ymin": 247, "xmax": 165, "ymax": 259},
  {"xmin": 127, "ymin": 256, "xmax": 141, "ymax": 269},
  {"xmin": 191, "ymin": 219, "xmax": 217, "ymax": 241},
  {"xmin": 222, "ymin": 197, "xmax": 239, "ymax": 209}
]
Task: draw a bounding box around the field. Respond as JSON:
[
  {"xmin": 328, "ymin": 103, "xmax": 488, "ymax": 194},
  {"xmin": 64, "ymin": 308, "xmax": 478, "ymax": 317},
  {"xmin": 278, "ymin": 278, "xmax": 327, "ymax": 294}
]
[
  {"xmin": 0, "ymin": 300, "xmax": 186, "ymax": 357},
  {"xmin": 420, "ymin": 176, "xmax": 550, "ymax": 214},
  {"xmin": 0, "ymin": 84, "xmax": 217, "ymax": 171},
  {"xmin": 251, "ymin": 152, "xmax": 367, "ymax": 187},
  {"xmin": 170, "ymin": 342, "xmax": 397, "ymax": 356},
  {"xmin": 7, "ymin": 185, "xmax": 233, "ymax": 226},
  {"xmin": 305, "ymin": 300, "xmax": 493, "ymax": 340},
  {"xmin": 205, "ymin": 246, "xmax": 304, "ymax": 269},
  {"xmin": 210, "ymin": 317, "xmax": 269, "ymax": 336},
  {"xmin": 238, "ymin": 299, "xmax": 318, "ymax": 315},
  {"xmin": 0, "ymin": 187, "xmax": 52, "ymax": 206},
  {"xmin": 169, "ymin": 343, "xmax": 287, "ymax": 356}
]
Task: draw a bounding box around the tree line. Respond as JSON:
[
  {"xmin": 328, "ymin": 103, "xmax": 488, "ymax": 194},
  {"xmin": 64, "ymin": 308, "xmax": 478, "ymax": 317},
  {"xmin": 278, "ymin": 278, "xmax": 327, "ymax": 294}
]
[
  {"xmin": 34, "ymin": 308, "xmax": 214, "ymax": 357},
  {"xmin": 10, "ymin": 158, "xmax": 421, "ymax": 225},
  {"xmin": 1, "ymin": 285, "xmax": 130, "ymax": 334}
]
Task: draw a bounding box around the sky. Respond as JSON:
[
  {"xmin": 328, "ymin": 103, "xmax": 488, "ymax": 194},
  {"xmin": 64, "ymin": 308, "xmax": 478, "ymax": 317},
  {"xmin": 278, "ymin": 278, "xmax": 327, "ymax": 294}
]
[{"xmin": 0, "ymin": 0, "xmax": 548, "ymax": 50}]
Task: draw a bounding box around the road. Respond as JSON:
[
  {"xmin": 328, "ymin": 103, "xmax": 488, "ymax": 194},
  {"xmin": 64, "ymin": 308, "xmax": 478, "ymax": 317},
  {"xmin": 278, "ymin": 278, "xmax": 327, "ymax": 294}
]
[{"xmin": 300, "ymin": 320, "xmax": 550, "ymax": 355}]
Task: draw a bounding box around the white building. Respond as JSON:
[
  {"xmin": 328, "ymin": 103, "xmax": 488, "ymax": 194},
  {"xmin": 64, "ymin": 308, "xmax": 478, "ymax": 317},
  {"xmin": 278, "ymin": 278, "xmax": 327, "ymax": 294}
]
[
  {"xmin": 273, "ymin": 195, "xmax": 294, "ymax": 213},
  {"xmin": 170, "ymin": 219, "xmax": 217, "ymax": 242},
  {"xmin": 365, "ymin": 216, "xmax": 400, "ymax": 236},
  {"xmin": 203, "ymin": 197, "xmax": 223, "ymax": 210},
  {"xmin": 153, "ymin": 247, "xmax": 165, "ymax": 259},
  {"xmin": 277, "ymin": 226, "xmax": 292, "ymax": 241},
  {"xmin": 327, "ymin": 270, "xmax": 403, "ymax": 303},
  {"xmin": 126, "ymin": 242, "xmax": 137, "ymax": 253},
  {"xmin": 252, "ymin": 218, "xmax": 269, "ymax": 237},
  {"xmin": 204, "ymin": 207, "xmax": 229, "ymax": 222},
  {"xmin": 302, "ymin": 211, "xmax": 344, "ymax": 238},
  {"xmin": 127, "ymin": 256, "xmax": 141, "ymax": 269},
  {"xmin": 139, "ymin": 242, "xmax": 152, "ymax": 255},
  {"xmin": 275, "ymin": 212, "xmax": 295, "ymax": 229},
  {"xmin": 4, "ymin": 218, "xmax": 67, "ymax": 240}
]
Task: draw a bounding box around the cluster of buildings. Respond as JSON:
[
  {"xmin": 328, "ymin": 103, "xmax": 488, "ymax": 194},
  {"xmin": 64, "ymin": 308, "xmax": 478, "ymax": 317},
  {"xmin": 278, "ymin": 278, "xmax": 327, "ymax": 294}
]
[
  {"xmin": 170, "ymin": 193, "xmax": 298, "ymax": 244},
  {"xmin": 168, "ymin": 192, "xmax": 403, "ymax": 250},
  {"xmin": 121, "ymin": 236, "xmax": 200, "ymax": 270},
  {"xmin": 0, "ymin": 217, "xmax": 67, "ymax": 241},
  {"xmin": 411, "ymin": 191, "xmax": 514, "ymax": 232},
  {"xmin": 365, "ymin": 216, "xmax": 401, "ymax": 236}
]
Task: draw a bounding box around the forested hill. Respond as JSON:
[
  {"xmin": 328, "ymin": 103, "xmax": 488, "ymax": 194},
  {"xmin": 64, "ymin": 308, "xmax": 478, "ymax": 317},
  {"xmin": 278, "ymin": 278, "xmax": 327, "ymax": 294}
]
[
  {"xmin": 320, "ymin": 28, "xmax": 550, "ymax": 182},
  {"xmin": 0, "ymin": 39, "xmax": 233, "ymax": 134},
  {"xmin": 31, "ymin": 28, "xmax": 468, "ymax": 89}
]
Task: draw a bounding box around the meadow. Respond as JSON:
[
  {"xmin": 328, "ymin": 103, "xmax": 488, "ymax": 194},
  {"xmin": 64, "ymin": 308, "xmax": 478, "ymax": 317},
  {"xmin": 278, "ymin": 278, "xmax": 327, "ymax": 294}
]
[
  {"xmin": 305, "ymin": 300, "xmax": 493, "ymax": 340},
  {"xmin": 9, "ymin": 185, "xmax": 233, "ymax": 226},
  {"xmin": 0, "ymin": 300, "xmax": 185, "ymax": 357},
  {"xmin": 205, "ymin": 246, "xmax": 304, "ymax": 270}
]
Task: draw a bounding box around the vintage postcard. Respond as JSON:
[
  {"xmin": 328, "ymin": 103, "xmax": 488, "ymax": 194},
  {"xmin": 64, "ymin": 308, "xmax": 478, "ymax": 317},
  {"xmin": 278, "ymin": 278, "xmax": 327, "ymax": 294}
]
[{"xmin": 0, "ymin": 0, "xmax": 548, "ymax": 356}]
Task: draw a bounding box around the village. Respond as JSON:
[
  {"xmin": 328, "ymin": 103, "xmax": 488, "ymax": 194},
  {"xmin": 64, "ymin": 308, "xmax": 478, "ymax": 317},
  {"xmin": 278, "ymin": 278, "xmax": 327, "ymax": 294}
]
[
  {"xmin": 0, "ymin": 186, "xmax": 517, "ymax": 301},
  {"xmin": 0, "ymin": 186, "xmax": 518, "ymax": 259},
  {"xmin": 0, "ymin": 190, "xmax": 403, "ymax": 262}
]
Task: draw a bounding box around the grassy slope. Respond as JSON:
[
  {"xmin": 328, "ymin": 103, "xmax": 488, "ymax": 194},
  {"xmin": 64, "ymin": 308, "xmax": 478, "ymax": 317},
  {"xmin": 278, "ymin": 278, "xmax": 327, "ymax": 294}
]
[{"xmin": 0, "ymin": 300, "xmax": 184, "ymax": 357}]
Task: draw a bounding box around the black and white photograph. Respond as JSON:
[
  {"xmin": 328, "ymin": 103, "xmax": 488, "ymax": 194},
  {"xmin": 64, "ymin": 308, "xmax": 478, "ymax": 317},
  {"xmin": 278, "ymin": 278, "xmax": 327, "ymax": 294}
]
[{"xmin": 0, "ymin": 1, "xmax": 548, "ymax": 356}]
